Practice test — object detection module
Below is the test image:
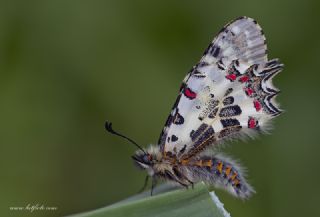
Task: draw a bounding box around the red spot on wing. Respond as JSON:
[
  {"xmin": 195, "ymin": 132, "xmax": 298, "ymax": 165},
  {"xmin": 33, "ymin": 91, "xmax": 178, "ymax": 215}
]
[
  {"xmin": 244, "ymin": 87, "xmax": 254, "ymax": 96},
  {"xmin": 239, "ymin": 75, "xmax": 249, "ymax": 83},
  {"xmin": 184, "ymin": 87, "xmax": 197, "ymax": 99},
  {"xmin": 248, "ymin": 117, "xmax": 257, "ymax": 129},
  {"xmin": 226, "ymin": 74, "xmax": 237, "ymax": 81},
  {"xmin": 253, "ymin": 100, "xmax": 262, "ymax": 111}
]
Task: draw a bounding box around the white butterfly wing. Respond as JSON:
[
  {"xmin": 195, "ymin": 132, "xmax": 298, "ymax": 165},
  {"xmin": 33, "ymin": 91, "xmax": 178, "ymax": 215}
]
[
  {"xmin": 201, "ymin": 16, "xmax": 268, "ymax": 65},
  {"xmin": 158, "ymin": 17, "xmax": 283, "ymax": 159}
]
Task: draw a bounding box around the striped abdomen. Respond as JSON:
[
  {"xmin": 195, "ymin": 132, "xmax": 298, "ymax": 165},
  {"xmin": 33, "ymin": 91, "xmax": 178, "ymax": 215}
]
[{"xmin": 181, "ymin": 156, "xmax": 254, "ymax": 199}]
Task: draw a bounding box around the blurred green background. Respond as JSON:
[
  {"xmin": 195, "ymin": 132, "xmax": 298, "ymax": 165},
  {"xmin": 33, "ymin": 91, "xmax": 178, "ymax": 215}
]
[{"xmin": 0, "ymin": 0, "xmax": 319, "ymax": 216}]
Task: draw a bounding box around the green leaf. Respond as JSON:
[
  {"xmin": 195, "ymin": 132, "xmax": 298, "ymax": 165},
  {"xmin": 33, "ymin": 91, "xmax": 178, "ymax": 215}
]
[{"xmin": 69, "ymin": 183, "xmax": 230, "ymax": 217}]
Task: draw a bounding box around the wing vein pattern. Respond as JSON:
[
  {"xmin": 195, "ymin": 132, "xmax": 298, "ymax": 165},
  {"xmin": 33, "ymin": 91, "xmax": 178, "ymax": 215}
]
[{"xmin": 158, "ymin": 17, "xmax": 283, "ymax": 160}]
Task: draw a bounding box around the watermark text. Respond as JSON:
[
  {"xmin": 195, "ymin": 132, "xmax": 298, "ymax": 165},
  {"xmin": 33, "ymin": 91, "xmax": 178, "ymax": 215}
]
[{"xmin": 9, "ymin": 203, "xmax": 57, "ymax": 212}]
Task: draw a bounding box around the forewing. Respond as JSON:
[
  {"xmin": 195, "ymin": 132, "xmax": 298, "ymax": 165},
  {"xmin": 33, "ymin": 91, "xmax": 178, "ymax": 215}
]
[
  {"xmin": 158, "ymin": 17, "xmax": 282, "ymax": 159},
  {"xmin": 201, "ymin": 16, "xmax": 267, "ymax": 65}
]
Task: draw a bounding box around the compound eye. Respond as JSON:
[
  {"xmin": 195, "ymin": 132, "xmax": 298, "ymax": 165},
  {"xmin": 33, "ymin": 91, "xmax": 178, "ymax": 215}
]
[{"xmin": 143, "ymin": 154, "xmax": 152, "ymax": 163}]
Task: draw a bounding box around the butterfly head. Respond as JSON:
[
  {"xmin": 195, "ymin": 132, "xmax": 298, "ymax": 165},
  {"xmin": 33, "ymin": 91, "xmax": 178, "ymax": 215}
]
[
  {"xmin": 132, "ymin": 147, "xmax": 161, "ymax": 177},
  {"xmin": 132, "ymin": 145, "xmax": 162, "ymax": 176},
  {"xmin": 132, "ymin": 151, "xmax": 153, "ymax": 169}
]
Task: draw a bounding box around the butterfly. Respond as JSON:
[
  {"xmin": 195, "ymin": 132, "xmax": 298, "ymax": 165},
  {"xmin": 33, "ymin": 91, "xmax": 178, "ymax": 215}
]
[{"xmin": 106, "ymin": 16, "xmax": 283, "ymax": 199}]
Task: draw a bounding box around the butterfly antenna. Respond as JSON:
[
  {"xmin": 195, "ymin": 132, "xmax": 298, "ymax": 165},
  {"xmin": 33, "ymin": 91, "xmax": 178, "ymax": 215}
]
[{"xmin": 105, "ymin": 121, "xmax": 146, "ymax": 154}]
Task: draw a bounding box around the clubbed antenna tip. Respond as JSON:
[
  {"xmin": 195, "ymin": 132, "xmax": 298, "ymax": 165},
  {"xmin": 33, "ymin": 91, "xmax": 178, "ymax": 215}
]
[
  {"xmin": 105, "ymin": 121, "xmax": 115, "ymax": 134},
  {"xmin": 105, "ymin": 120, "xmax": 146, "ymax": 154}
]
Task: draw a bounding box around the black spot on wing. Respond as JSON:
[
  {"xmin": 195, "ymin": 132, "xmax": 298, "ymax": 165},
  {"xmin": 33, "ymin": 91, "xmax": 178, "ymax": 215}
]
[
  {"xmin": 193, "ymin": 126, "xmax": 215, "ymax": 149},
  {"xmin": 190, "ymin": 123, "xmax": 208, "ymax": 141},
  {"xmin": 230, "ymin": 60, "xmax": 241, "ymax": 76},
  {"xmin": 219, "ymin": 105, "xmax": 242, "ymax": 117},
  {"xmin": 183, "ymin": 126, "xmax": 216, "ymax": 159},
  {"xmin": 220, "ymin": 118, "xmax": 241, "ymax": 128},
  {"xmin": 218, "ymin": 26, "xmax": 226, "ymax": 34},
  {"xmin": 171, "ymin": 135, "xmax": 178, "ymax": 142},
  {"xmin": 179, "ymin": 144, "xmax": 187, "ymax": 154},
  {"xmin": 190, "ymin": 130, "xmax": 195, "ymax": 138},
  {"xmin": 211, "ymin": 45, "xmax": 221, "ymax": 58},
  {"xmin": 203, "ymin": 42, "xmax": 213, "ymax": 55},
  {"xmin": 224, "ymin": 88, "xmax": 233, "ymax": 97},
  {"xmin": 197, "ymin": 61, "xmax": 210, "ymax": 68},
  {"xmin": 192, "ymin": 70, "xmax": 206, "ymax": 79},
  {"xmin": 218, "ymin": 126, "xmax": 242, "ymax": 139},
  {"xmin": 223, "ymin": 96, "xmax": 234, "ymax": 105},
  {"xmin": 173, "ymin": 109, "xmax": 184, "ymax": 125},
  {"xmin": 217, "ymin": 59, "xmax": 226, "ymax": 70}
]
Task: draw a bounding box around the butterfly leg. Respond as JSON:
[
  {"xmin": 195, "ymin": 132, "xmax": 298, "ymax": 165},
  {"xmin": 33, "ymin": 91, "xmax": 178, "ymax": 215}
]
[
  {"xmin": 186, "ymin": 179, "xmax": 194, "ymax": 189},
  {"xmin": 182, "ymin": 178, "xmax": 193, "ymax": 189},
  {"xmin": 174, "ymin": 179, "xmax": 189, "ymax": 189},
  {"xmin": 138, "ymin": 175, "xmax": 149, "ymax": 193},
  {"xmin": 150, "ymin": 177, "xmax": 157, "ymax": 196},
  {"xmin": 173, "ymin": 166, "xmax": 194, "ymax": 189},
  {"xmin": 164, "ymin": 170, "xmax": 189, "ymax": 189}
]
